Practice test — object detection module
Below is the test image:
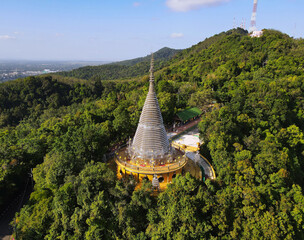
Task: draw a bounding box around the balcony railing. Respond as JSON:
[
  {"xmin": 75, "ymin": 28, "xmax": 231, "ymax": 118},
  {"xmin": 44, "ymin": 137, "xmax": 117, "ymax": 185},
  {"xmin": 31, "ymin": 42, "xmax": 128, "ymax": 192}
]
[{"xmin": 115, "ymin": 155, "xmax": 187, "ymax": 174}]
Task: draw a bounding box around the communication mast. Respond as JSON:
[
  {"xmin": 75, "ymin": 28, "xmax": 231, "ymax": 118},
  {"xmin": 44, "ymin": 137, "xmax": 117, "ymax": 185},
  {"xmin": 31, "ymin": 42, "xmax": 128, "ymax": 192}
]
[
  {"xmin": 250, "ymin": 0, "xmax": 263, "ymax": 37},
  {"xmin": 250, "ymin": 0, "xmax": 258, "ymax": 33}
]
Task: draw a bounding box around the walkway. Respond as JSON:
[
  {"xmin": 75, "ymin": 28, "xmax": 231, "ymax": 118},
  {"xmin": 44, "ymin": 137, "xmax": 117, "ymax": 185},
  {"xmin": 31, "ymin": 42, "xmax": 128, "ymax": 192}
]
[
  {"xmin": 168, "ymin": 120, "xmax": 216, "ymax": 180},
  {"xmin": 168, "ymin": 118, "xmax": 201, "ymax": 138},
  {"xmin": 186, "ymin": 152, "xmax": 216, "ymax": 180}
]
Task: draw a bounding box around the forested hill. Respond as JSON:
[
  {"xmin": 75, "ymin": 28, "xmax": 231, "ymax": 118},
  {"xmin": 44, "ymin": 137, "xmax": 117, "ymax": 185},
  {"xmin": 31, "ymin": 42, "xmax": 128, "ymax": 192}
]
[
  {"xmin": 115, "ymin": 47, "xmax": 181, "ymax": 66},
  {"xmin": 154, "ymin": 27, "xmax": 304, "ymax": 83},
  {"xmin": 57, "ymin": 47, "xmax": 180, "ymax": 81},
  {"xmin": 2, "ymin": 28, "xmax": 304, "ymax": 239}
]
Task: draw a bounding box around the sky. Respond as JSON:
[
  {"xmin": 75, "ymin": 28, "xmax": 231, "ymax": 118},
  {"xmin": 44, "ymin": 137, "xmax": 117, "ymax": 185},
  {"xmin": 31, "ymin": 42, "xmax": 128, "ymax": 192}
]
[{"xmin": 0, "ymin": 0, "xmax": 303, "ymax": 61}]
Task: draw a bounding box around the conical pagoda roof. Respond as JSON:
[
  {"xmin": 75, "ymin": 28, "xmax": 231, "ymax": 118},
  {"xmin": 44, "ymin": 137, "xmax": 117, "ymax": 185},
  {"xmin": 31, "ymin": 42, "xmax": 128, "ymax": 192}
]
[{"xmin": 131, "ymin": 55, "xmax": 171, "ymax": 161}]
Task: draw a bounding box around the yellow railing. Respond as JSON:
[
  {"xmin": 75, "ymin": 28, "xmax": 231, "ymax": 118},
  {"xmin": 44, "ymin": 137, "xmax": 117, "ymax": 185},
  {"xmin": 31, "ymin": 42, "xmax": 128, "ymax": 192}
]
[
  {"xmin": 171, "ymin": 141, "xmax": 216, "ymax": 179},
  {"xmin": 200, "ymin": 154, "xmax": 216, "ymax": 179},
  {"xmin": 115, "ymin": 157, "xmax": 187, "ymax": 174},
  {"xmin": 171, "ymin": 142, "xmax": 199, "ymax": 152}
]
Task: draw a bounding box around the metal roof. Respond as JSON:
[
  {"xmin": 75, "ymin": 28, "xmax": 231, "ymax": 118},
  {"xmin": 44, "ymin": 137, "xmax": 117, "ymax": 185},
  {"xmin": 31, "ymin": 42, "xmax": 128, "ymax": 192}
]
[{"xmin": 176, "ymin": 107, "xmax": 202, "ymax": 122}]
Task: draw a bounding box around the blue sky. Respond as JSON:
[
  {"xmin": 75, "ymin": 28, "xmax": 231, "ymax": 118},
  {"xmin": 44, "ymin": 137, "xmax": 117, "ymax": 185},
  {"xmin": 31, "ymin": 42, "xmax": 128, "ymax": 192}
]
[{"xmin": 0, "ymin": 0, "xmax": 303, "ymax": 61}]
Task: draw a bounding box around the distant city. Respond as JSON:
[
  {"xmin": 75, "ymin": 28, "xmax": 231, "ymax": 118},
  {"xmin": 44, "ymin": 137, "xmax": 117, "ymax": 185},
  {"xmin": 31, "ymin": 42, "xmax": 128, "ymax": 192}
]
[{"xmin": 0, "ymin": 60, "xmax": 110, "ymax": 82}]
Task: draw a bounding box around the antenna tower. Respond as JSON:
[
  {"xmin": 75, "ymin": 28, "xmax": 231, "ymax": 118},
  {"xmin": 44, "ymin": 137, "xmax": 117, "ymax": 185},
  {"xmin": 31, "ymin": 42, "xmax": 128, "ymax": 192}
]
[
  {"xmin": 240, "ymin": 18, "xmax": 246, "ymax": 30},
  {"xmin": 250, "ymin": 0, "xmax": 258, "ymax": 32}
]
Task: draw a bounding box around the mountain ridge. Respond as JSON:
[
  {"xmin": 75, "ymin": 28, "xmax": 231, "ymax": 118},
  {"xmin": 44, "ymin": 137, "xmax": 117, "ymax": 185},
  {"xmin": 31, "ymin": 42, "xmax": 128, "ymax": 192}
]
[{"xmin": 57, "ymin": 47, "xmax": 181, "ymax": 81}]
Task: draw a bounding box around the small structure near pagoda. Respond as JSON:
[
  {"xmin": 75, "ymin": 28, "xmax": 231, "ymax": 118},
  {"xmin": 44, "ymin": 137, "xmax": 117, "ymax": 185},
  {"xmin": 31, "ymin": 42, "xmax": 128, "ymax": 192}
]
[
  {"xmin": 176, "ymin": 107, "xmax": 202, "ymax": 125},
  {"xmin": 114, "ymin": 55, "xmax": 201, "ymax": 190}
]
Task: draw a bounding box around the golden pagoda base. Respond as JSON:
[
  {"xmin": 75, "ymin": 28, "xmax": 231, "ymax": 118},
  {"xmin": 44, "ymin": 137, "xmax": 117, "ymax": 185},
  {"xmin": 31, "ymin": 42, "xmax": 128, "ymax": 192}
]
[{"xmin": 113, "ymin": 147, "xmax": 202, "ymax": 191}]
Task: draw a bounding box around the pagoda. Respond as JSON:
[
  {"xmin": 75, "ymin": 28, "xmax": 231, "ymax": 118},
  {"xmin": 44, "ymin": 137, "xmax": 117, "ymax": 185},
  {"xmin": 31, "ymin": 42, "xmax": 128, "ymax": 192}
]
[
  {"xmin": 130, "ymin": 55, "xmax": 172, "ymax": 165},
  {"xmin": 114, "ymin": 55, "xmax": 200, "ymax": 190}
]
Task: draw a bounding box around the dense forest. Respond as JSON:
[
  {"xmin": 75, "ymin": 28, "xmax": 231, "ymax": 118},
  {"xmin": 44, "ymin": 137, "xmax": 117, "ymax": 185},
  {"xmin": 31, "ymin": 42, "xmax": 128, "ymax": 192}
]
[
  {"xmin": 1, "ymin": 28, "xmax": 304, "ymax": 239},
  {"xmin": 57, "ymin": 47, "xmax": 180, "ymax": 81}
]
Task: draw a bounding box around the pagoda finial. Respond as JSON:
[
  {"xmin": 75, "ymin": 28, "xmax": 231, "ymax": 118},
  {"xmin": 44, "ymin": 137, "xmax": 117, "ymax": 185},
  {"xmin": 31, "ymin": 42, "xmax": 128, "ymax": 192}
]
[{"xmin": 149, "ymin": 53, "xmax": 154, "ymax": 83}]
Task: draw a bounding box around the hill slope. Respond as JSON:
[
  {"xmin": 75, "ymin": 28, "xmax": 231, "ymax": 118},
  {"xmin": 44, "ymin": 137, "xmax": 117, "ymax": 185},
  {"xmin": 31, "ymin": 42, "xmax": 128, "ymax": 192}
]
[
  {"xmin": 115, "ymin": 47, "xmax": 181, "ymax": 66},
  {"xmin": 57, "ymin": 47, "xmax": 181, "ymax": 81},
  {"xmin": 154, "ymin": 28, "xmax": 304, "ymax": 84}
]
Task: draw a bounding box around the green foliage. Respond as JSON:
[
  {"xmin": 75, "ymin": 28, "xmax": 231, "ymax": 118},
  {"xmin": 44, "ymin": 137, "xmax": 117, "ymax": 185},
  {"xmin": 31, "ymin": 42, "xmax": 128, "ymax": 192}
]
[
  {"xmin": 14, "ymin": 162, "xmax": 156, "ymax": 240},
  {"xmin": 147, "ymin": 174, "xmax": 209, "ymax": 240},
  {"xmin": 0, "ymin": 77, "xmax": 146, "ymax": 209},
  {"xmin": 58, "ymin": 47, "xmax": 181, "ymax": 81},
  {"xmin": 196, "ymin": 29, "xmax": 304, "ymax": 239}
]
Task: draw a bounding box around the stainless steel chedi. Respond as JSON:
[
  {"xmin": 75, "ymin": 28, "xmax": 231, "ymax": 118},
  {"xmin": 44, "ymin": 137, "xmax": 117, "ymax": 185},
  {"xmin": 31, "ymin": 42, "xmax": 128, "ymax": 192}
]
[{"xmin": 130, "ymin": 55, "xmax": 172, "ymax": 164}]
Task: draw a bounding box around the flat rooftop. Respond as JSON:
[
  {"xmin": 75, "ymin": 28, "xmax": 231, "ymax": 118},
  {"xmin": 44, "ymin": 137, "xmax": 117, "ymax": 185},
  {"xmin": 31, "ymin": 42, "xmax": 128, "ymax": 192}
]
[{"xmin": 173, "ymin": 127, "xmax": 201, "ymax": 148}]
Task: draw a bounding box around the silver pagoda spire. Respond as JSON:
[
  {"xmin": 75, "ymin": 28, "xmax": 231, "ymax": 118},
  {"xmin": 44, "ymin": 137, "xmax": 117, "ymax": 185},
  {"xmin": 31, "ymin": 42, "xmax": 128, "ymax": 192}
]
[{"xmin": 130, "ymin": 54, "xmax": 172, "ymax": 163}]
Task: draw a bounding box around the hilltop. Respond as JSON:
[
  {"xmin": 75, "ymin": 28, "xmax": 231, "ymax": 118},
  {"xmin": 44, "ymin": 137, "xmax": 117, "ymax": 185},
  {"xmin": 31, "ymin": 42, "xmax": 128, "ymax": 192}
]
[
  {"xmin": 114, "ymin": 47, "xmax": 181, "ymax": 66},
  {"xmin": 57, "ymin": 47, "xmax": 181, "ymax": 81},
  {"xmin": 156, "ymin": 28, "xmax": 303, "ymax": 83}
]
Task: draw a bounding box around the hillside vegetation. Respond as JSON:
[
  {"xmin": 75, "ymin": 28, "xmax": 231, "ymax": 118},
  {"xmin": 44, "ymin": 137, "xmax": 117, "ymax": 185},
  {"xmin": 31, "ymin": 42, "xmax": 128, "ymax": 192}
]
[
  {"xmin": 57, "ymin": 47, "xmax": 180, "ymax": 81},
  {"xmin": 1, "ymin": 28, "xmax": 304, "ymax": 239}
]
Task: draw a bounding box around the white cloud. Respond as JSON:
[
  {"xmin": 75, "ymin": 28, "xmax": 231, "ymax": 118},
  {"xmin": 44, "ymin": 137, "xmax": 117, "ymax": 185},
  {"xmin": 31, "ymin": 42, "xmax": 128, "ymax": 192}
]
[
  {"xmin": 133, "ymin": 2, "xmax": 141, "ymax": 7},
  {"xmin": 0, "ymin": 35, "xmax": 16, "ymax": 40},
  {"xmin": 170, "ymin": 32, "xmax": 184, "ymax": 38},
  {"xmin": 166, "ymin": 0, "xmax": 230, "ymax": 12}
]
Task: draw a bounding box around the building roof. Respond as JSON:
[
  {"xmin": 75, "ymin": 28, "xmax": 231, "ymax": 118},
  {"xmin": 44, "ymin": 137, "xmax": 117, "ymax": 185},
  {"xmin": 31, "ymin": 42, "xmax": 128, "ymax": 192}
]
[
  {"xmin": 176, "ymin": 107, "xmax": 202, "ymax": 122},
  {"xmin": 130, "ymin": 54, "xmax": 171, "ymax": 161}
]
